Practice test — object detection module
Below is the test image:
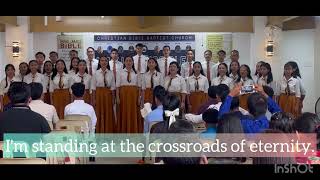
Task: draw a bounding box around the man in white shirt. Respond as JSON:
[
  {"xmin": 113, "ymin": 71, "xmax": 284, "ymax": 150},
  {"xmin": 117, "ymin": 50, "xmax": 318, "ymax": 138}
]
[
  {"xmin": 29, "ymin": 82, "xmax": 59, "ymax": 130},
  {"xmin": 64, "ymin": 83, "xmax": 97, "ymax": 133},
  {"xmin": 133, "ymin": 43, "xmax": 148, "ymax": 74},
  {"xmin": 230, "ymin": 49, "xmax": 240, "ymax": 62},
  {"xmin": 49, "ymin": 51, "xmax": 59, "ymax": 69},
  {"xmin": 201, "ymin": 50, "xmax": 215, "ymax": 85},
  {"xmin": 109, "ymin": 48, "xmax": 123, "ymax": 82},
  {"xmin": 157, "ymin": 45, "xmax": 177, "ymax": 76},
  {"xmin": 35, "ymin": 52, "xmax": 46, "ymax": 73},
  {"xmin": 86, "ymin": 47, "xmax": 99, "ymax": 76}
]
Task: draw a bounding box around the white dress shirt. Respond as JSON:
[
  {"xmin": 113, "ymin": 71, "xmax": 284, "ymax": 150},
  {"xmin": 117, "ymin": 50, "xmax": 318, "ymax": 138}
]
[
  {"xmin": 29, "ymin": 100, "xmax": 59, "ymax": 130},
  {"xmin": 70, "ymin": 72, "xmax": 93, "ymax": 91},
  {"xmin": 24, "ymin": 72, "xmax": 46, "ymax": 93},
  {"xmin": 0, "ymin": 77, "xmax": 19, "ymax": 95},
  {"xmin": 164, "ymin": 75, "xmax": 187, "ymax": 94},
  {"xmin": 201, "ymin": 60, "xmax": 216, "ymax": 82},
  {"xmin": 181, "ymin": 61, "xmax": 194, "ymax": 79},
  {"xmin": 69, "ymin": 69, "xmax": 76, "ymax": 77},
  {"xmin": 64, "ymin": 100, "xmax": 97, "ymax": 133},
  {"xmin": 212, "ymin": 75, "xmax": 233, "ymax": 89},
  {"xmin": 133, "ymin": 54, "xmax": 148, "ymax": 74},
  {"xmin": 141, "ymin": 71, "xmax": 164, "ymax": 90},
  {"xmin": 297, "ymin": 77, "xmax": 306, "ymax": 96},
  {"xmin": 186, "ymin": 74, "xmax": 209, "ymax": 94},
  {"xmin": 15, "ymin": 74, "xmax": 26, "ymax": 82},
  {"xmin": 50, "ymin": 72, "xmax": 72, "ymax": 92},
  {"xmin": 116, "ymin": 68, "xmax": 141, "ymax": 88},
  {"xmin": 157, "ymin": 56, "xmax": 177, "ymax": 75},
  {"xmin": 86, "ymin": 58, "xmax": 99, "ymax": 76},
  {"xmin": 276, "ymin": 76, "xmax": 301, "ymax": 97},
  {"xmin": 229, "ymin": 73, "xmax": 239, "ymax": 87},
  {"xmin": 92, "ymin": 69, "xmax": 116, "ymax": 90},
  {"xmin": 257, "ymin": 76, "xmax": 276, "ymax": 91},
  {"xmin": 109, "ymin": 59, "xmax": 124, "ymax": 79},
  {"xmin": 43, "ymin": 72, "xmax": 53, "ymax": 93}
]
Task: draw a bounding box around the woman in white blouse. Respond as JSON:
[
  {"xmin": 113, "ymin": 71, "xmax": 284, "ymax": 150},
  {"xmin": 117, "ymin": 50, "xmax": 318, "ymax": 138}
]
[
  {"xmin": 69, "ymin": 57, "xmax": 79, "ymax": 77},
  {"xmin": 141, "ymin": 57, "xmax": 164, "ymax": 105},
  {"xmin": 0, "ymin": 64, "xmax": 17, "ymax": 110},
  {"xmin": 25, "ymin": 60, "xmax": 46, "ymax": 93},
  {"xmin": 212, "ymin": 63, "xmax": 233, "ymax": 89},
  {"xmin": 186, "ymin": 61, "xmax": 209, "ymax": 114},
  {"xmin": 70, "ymin": 60, "xmax": 93, "ymax": 105},
  {"xmin": 42, "ymin": 61, "xmax": 54, "ymax": 105},
  {"xmin": 257, "ymin": 62, "xmax": 276, "ymax": 94},
  {"xmin": 92, "ymin": 56, "xmax": 116, "ymax": 133},
  {"xmin": 288, "ymin": 61, "xmax": 305, "ymax": 115},
  {"xmin": 116, "ymin": 56, "xmax": 142, "ymax": 133},
  {"xmin": 50, "ymin": 59, "xmax": 71, "ymax": 119},
  {"xmin": 236, "ymin": 64, "xmax": 254, "ymax": 111},
  {"xmin": 253, "ymin": 61, "xmax": 264, "ymax": 84},
  {"xmin": 164, "ymin": 61, "xmax": 187, "ymax": 112},
  {"xmin": 276, "ymin": 62, "xmax": 301, "ymax": 118},
  {"xmin": 229, "ymin": 60, "xmax": 240, "ymax": 88},
  {"xmin": 16, "ymin": 62, "xmax": 29, "ymax": 82}
]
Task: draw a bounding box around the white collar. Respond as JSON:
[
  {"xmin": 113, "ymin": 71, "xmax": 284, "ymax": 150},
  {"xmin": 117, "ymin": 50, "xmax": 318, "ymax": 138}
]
[
  {"xmin": 73, "ymin": 100, "xmax": 85, "ymax": 104},
  {"xmin": 30, "ymin": 100, "xmax": 44, "ymax": 104}
]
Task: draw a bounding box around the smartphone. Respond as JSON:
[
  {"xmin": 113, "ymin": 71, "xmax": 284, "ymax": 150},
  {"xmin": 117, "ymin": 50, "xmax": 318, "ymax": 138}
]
[{"xmin": 241, "ymin": 85, "xmax": 255, "ymax": 94}]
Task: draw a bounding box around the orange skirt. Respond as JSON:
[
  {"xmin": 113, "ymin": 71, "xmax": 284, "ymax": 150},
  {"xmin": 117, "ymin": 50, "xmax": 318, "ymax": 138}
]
[
  {"xmin": 279, "ymin": 94, "xmax": 300, "ymax": 118},
  {"xmin": 144, "ymin": 88, "xmax": 153, "ymax": 105},
  {"xmin": 95, "ymin": 87, "xmax": 114, "ymax": 133},
  {"xmin": 239, "ymin": 94, "xmax": 250, "ymax": 111},
  {"xmin": 52, "ymin": 89, "xmax": 71, "ymax": 119},
  {"xmin": 3, "ymin": 93, "xmax": 10, "ymax": 106},
  {"xmin": 118, "ymin": 86, "xmax": 142, "ymax": 133},
  {"xmin": 44, "ymin": 92, "xmax": 51, "ymax": 104},
  {"xmin": 189, "ymin": 92, "xmax": 208, "ymax": 113}
]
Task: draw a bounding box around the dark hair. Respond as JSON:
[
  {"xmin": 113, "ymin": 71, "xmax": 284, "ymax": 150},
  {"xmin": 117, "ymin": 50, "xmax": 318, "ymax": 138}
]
[
  {"xmin": 208, "ymin": 86, "xmax": 217, "ymax": 99},
  {"xmin": 49, "ymin": 51, "xmax": 58, "ymax": 57},
  {"xmin": 202, "ymin": 108, "xmax": 219, "ymax": 124},
  {"xmin": 295, "ymin": 112, "xmax": 320, "ymax": 150},
  {"xmin": 237, "ymin": 64, "xmax": 252, "ymax": 82},
  {"xmin": 287, "ymin": 61, "xmax": 301, "ymax": 78},
  {"xmin": 216, "ymin": 84, "xmax": 230, "ymax": 103},
  {"xmin": 163, "ymin": 45, "xmax": 170, "ymax": 50},
  {"xmin": 247, "ymin": 93, "xmax": 267, "ymax": 118},
  {"xmin": 76, "ymin": 60, "xmax": 89, "ymax": 74},
  {"xmin": 8, "ymin": 82, "xmax": 31, "ymax": 104},
  {"xmin": 231, "ymin": 49, "xmax": 239, "ymax": 55},
  {"xmin": 4, "ymin": 64, "xmax": 15, "ymax": 88},
  {"xmin": 260, "ymin": 62, "xmax": 273, "ymax": 84},
  {"xmin": 204, "ymin": 50, "xmax": 212, "ymax": 55},
  {"xmin": 162, "ymin": 94, "xmax": 180, "ymax": 121},
  {"xmin": 19, "ymin": 62, "xmax": 30, "ymax": 75},
  {"xmin": 216, "ymin": 63, "xmax": 229, "ymax": 77},
  {"xmin": 28, "ymin": 60, "xmax": 40, "ymax": 74},
  {"xmin": 254, "ymin": 61, "xmax": 265, "ymax": 76},
  {"xmin": 186, "ymin": 49, "xmax": 194, "ymax": 55},
  {"xmin": 283, "ymin": 62, "xmax": 295, "ymax": 78},
  {"xmin": 42, "ymin": 61, "xmax": 53, "ymax": 75},
  {"xmin": 168, "ymin": 120, "xmax": 195, "ymax": 133},
  {"xmin": 71, "ymin": 83, "xmax": 85, "ymax": 98},
  {"xmin": 230, "ymin": 96, "xmax": 240, "ymax": 110},
  {"xmin": 270, "ymin": 112, "xmax": 296, "ymax": 133},
  {"xmin": 70, "ymin": 57, "xmax": 80, "ymax": 71},
  {"xmin": 217, "ymin": 112, "xmax": 243, "ymax": 133},
  {"xmin": 191, "ymin": 61, "xmax": 205, "ymax": 76},
  {"xmin": 122, "ymin": 56, "xmax": 137, "ymax": 74},
  {"xmin": 153, "ymin": 85, "xmax": 167, "ymax": 105},
  {"xmin": 263, "ymin": 85, "xmax": 274, "ymax": 98},
  {"xmin": 135, "ymin": 43, "xmax": 143, "ymax": 48},
  {"xmin": 69, "ymin": 49, "xmax": 78, "ymax": 54},
  {"xmin": 87, "ymin": 47, "xmax": 95, "ymax": 52},
  {"xmin": 30, "ymin": 82, "xmax": 43, "ymax": 100},
  {"xmin": 217, "ymin": 50, "xmax": 226, "ymax": 55},
  {"xmin": 52, "ymin": 59, "xmax": 68, "ymax": 80},
  {"xmin": 168, "ymin": 61, "xmax": 180, "ymax": 75},
  {"xmin": 111, "ymin": 48, "xmax": 118, "ymax": 54},
  {"xmin": 146, "ymin": 58, "xmax": 160, "ymax": 73},
  {"xmin": 97, "ymin": 56, "xmax": 110, "ymax": 70},
  {"xmin": 35, "ymin": 52, "xmax": 46, "ymax": 59},
  {"xmin": 228, "ymin": 60, "xmax": 240, "ymax": 76}
]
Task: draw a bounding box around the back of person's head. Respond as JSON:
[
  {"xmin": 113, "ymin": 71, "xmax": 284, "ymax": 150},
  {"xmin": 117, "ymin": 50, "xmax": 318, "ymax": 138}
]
[
  {"xmin": 162, "ymin": 94, "xmax": 181, "ymax": 123},
  {"xmin": 216, "ymin": 84, "xmax": 230, "ymax": 102},
  {"xmin": 262, "ymin": 85, "xmax": 274, "ymax": 98},
  {"xmin": 217, "ymin": 112, "xmax": 243, "ymax": 133},
  {"xmin": 270, "ymin": 112, "xmax": 295, "ymax": 133},
  {"xmin": 8, "ymin": 82, "xmax": 31, "ymax": 104},
  {"xmin": 153, "ymin": 85, "xmax": 167, "ymax": 105},
  {"xmin": 247, "ymin": 93, "xmax": 267, "ymax": 117},
  {"xmin": 207, "ymin": 86, "xmax": 217, "ymax": 99},
  {"xmin": 168, "ymin": 120, "xmax": 195, "ymax": 133},
  {"xmin": 71, "ymin": 83, "xmax": 85, "ymax": 98},
  {"xmin": 230, "ymin": 96, "xmax": 240, "ymax": 111},
  {"xmin": 202, "ymin": 108, "xmax": 219, "ymax": 124},
  {"xmin": 30, "ymin": 82, "xmax": 43, "ymax": 100}
]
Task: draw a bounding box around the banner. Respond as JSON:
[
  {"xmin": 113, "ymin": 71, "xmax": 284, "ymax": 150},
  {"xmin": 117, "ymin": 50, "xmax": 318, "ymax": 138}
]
[
  {"xmin": 93, "ymin": 34, "xmax": 196, "ymax": 65},
  {"xmin": 57, "ymin": 35, "xmax": 84, "ymax": 64},
  {"xmin": 206, "ymin": 34, "xmax": 232, "ymax": 63}
]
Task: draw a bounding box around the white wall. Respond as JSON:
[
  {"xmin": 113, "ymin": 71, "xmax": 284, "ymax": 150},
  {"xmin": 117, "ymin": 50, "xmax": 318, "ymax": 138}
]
[{"xmin": 0, "ymin": 32, "xmax": 5, "ymax": 80}]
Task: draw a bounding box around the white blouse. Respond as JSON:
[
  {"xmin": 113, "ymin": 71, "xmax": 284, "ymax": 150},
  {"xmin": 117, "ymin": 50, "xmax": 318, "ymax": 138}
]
[
  {"xmin": 133, "ymin": 54, "xmax": 148, "ymax": 74},
  {"xmin": 212, "ymin": 75, "xmax": 233, "ymax": 89},
  {"xmin": 69, "ymin": 69, "xmax": 76, "ymax": 77},
  {"xmin": 50, "ymin": 72, "xmax": 72, "ymax": 92},
  {"xmin": 157, "ymin": 57, "xmax": 177, "ymax": 76},
  {"xmin": 257, "ymin": 76, "xmax": 276, "ymax": 91},
  {"xmin": 277, "ymin": 76, "xmax": 301, "ymax": 97},
  {"xmin": 180, "ymin": 61, "xmax": 194, "ymax": 79},
  {"xmin": 43, "ymin": 73, "xmax": 53, "ymax": 93},
  {"xmin": 70, "ymin": 72, "xmax": 93, "ymax": 91},
  {"xmin": 164, "ymin": 75, "xmax": 187, "ymax": 94},
  {"xmin": 141, "ymin": 71, "xmax": 164, "ymax": 90},
  {"xmin": 229, "ymin": 73, "xmax": 239, "ymax": 87},
  {"xmin": 186, "ymin": 74, "xmax": 209, "ymax": 94},
  {"xmin": 92, "ymin": 69, "xmax": 116, "ymax": 91},
  {"xmin": 116, "ymin": 68, "xmax": 141, "ymax": 88},
  {"xmin": 297, "ymin": 77, "xmax": 306, "ymax": 96},
  {"xmin": 24, "ymin": 72, "xmax": 46, "ymax": 93},
  {"xmin": 0, "ymin": 77, "xmax": 19, "ymax": 95}
]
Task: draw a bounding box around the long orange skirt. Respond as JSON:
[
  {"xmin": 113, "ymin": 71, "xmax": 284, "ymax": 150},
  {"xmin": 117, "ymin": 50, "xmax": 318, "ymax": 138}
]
[
  {"xmin": 1, "ymin": 94, "xmax": 10, "ymax": 111},
  {"xmin": 83, "ymin": 89, "xmax": 91, "ymax": 105},
  {"xmin": 239, "ymin": 94, "xmax": 250, "ymax": 111},
  {"xmin": 53, "ymin": 89, "xmax": 71, "ymax": 119},
  {"xmin": 95, "ymin": 87, "xmax": 114, "ymax": 133},
  {"xmin": 44, "ymin": 92, "xmax": 51, "ymax": 104},
  {"xmin": 118, "ymin": 86, "xmax": 142, "ymax": 133},
  {"xmin": 279, "ymin": 94, "xmax": 300, "ymax": 118},
  {"xmin": 144, "ymin": 88, "xmax": 153, "ymax": 105},
  {"xmin": 189, "ymin": 92, "xmax": 208, "ymax": 113}
]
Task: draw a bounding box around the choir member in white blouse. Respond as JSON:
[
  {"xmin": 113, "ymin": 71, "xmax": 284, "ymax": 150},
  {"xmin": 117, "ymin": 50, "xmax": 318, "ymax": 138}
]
[
  {"xmin": 42, "ymin": 61, "xmax": 54, "ymax": 104},
  {"xmin": 24, "ymin": 60, "xmax": 46, "ymax": 93},
  {"xmin": 164, "ymin": 61, "xmax": 187, "ymax": 112},
  {"xmin": 16, "ymin": 62, "xmax": 29, "ymax": 82},
  {"xmin": 70, "ymin": 60, "xmax": 93, "ymax": 105},
  {"xmin": 69, "ymin": 57, "xmax": 79, "ymax": 77},
  {"xmin": 141, "ymin": 58, "xmax": 164, "ymax": 105},
  {"xmin": 50, "ymin": 59, "xmax": 72, "ymax": 119},
  {"xmin": 92, "ymin": 56, "xmax": 116, "ymax": 133},
  {"xmin": 253, "ymin": 61, "xmax": 264, "ymax": 84},
  {"xmin": 181, "ymin": 50, "xmax": 194, "ymax": 79},
  {"xmin": 212, "ymin": 63, "xmax": 233, "ymax": 89},
  {"xmin": 116, "ymin": 56, "xmax": 142, "ymax": 133},
  {"xmin": 228, "ymin": 60, "xmax": 240, "ymax": 88},
  {"xmin": 186, "ymin": 61, "xmax": 209, "ymax": 114},
  {"xmin": 257, "ymin": 62, "xmax": 276, "ymax": 93},
  {"xmin": 276, "ymin": 62, "xmax": 301, "ymax": 118},
  {"xmin": 236, "ymin": 64, "xmax": 254, "ymax": 111},
  {"xmin": 0, "ymin": 64, "xmax": 18, "ymax": 110}
]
